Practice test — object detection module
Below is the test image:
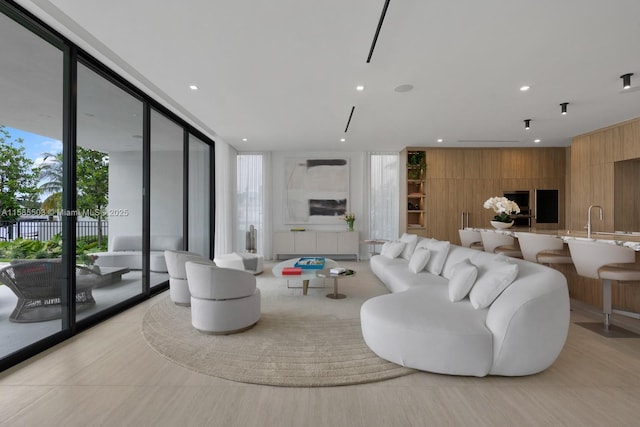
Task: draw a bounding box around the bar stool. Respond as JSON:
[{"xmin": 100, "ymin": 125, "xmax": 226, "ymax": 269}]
[
  {"xmin": 458, "ymin": 229, "xmax": 483, "ymax": 251},
  {"xmin": 568, "ymin": 240, "xmax": 640, "ymax": 335},
  {"xmin": 479, "ymin": 230, "xmax": 522, "ymax": 258},
  {"xmin": 516, "ymin": 232, "xmax": 573, "ymax": 266}
]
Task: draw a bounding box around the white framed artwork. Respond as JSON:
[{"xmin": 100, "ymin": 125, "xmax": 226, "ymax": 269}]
[{"xmin": 284, "ymin": 158, "xmax": 349, "ymax": 224}]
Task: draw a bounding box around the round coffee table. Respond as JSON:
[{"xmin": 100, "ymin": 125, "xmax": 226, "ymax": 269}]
[
  {"xmin": 272, "ymin": 258, "xmax": 339, "ymax": 295},
  {"xmin": 317, "ymin": 268, "xmax": 356, "ymax": 299}
]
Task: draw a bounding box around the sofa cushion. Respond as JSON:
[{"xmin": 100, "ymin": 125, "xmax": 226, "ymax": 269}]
[
  {"xmin": 408, "ymin": 248, "xmax": 431, "ymax": 273},
  {"xmin": 423, "ymin": 240, "xmax": 450, "ymax": 275},
  {"xmin": 381, "ymin": 241, "xmax": 405, "ymax": 259},
  {"xmin": 448, "ymin": 258, "xmax": 478, "ymax": 302},
  {"xmin": 399, "ymin": 233, "xmax": 419, "ymax": 260},
  {"xmin": 469, "ymin": 255, "xmax": 519, "ymax": 309}
]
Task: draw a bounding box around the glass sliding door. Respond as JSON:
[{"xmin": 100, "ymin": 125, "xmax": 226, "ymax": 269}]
[
  {"xmin": 76, "ymin": 62, "xmax": 144, "ymax": 319},
  {"xmin": 150, "ymin": 109, "xmax": 183, "ymax": 288},
  {"xmin": 188, "ymin": 135, "xmax": 211, "ymax": 258},
  {"xmin": 0, "ymin": 11, "xmax": 64, "ymax": 358}
]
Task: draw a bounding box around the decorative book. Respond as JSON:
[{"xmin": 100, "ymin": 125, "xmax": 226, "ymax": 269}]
[
  {"xmin": 282, "ymin": 267, "xmax": 302, "ymax": 275},
  {"xmin": 330, "ymin": 267, "xmax": 346, "ymax": 275},
  {"xmin": 294, "ymin": 257, "xmax": 326, "ymax": 269}
]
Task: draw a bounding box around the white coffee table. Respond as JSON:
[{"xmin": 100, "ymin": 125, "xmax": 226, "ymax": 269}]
[{"xmin": 272, "ymin": 258, "xmax": 339, "ymax": 295}]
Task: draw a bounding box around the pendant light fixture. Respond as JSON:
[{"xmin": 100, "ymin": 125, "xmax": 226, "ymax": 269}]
[
  {"xmin": 560, "ymin": 102, "xmax": 569, "ymax": 115},
  {"xmin": 524, "ymin": 119, "xmax": 531, "ymax": 130},
  {"xmin": 621, "ymin": 73, "xmax": 633, "ymax": 89}
]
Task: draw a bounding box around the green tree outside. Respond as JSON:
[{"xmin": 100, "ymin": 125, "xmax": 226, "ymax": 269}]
[
  {"xmin": 76, "ymin": 147, "xmax": 109, "ymax": 246},
  {"xmin": 0, "ymin": 125, "xmax": 40, "ymax": 222}
]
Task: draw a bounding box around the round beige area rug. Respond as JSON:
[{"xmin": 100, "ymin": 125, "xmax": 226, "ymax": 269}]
[{"xmin": 142, "ymin": 264, "xmax": 415, "ymax": 387}]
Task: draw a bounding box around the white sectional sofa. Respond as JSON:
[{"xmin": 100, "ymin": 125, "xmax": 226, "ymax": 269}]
[
  {"xmin": 361, "ymin": 234, "xmax": 570, "ymax": 377},
  {"xmin": 93, "ymin": 235, "xmax": 182, "ymax": 272}
]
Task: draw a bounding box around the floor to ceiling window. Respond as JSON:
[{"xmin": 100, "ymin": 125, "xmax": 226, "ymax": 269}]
[
  {"xmin": 150, "ymin": 109, "xmax": 184, "ymax": 288},
  {"xmin": 188, "ymin": 134, "xmax": 211, "ymax": 258},
  {"xmin": 0, "ymin": 8, "xmax": 64, "ymax": 359},
  {"xmin": 76, "ymin": 61, "xmax": 145, "ymax": 317},
  {"xmin": 369, "ymin": 152, "xmax": 399, "ymax": 241},
  {"xmin": 237, "ymin": 153, "xmax": 265, "ymax": 254},
  {"xmin": 0, "ymin": 3, "xmax": 215, "ymax": 371}
]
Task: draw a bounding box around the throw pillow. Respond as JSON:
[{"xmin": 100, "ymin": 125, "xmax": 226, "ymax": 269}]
[
  {"xmin": 399, "ymin": 233, "xmax": 419, "ymax": 260},
  {"xmin": 408, "ymin": 248, "xmax": 431, "ymax": 273},
  {"xmin": 448, "ymin": 258, "xmax": 478, "ymax": 302},
  {"xmin": 423, "ymin": 240, "xmax": 451, "ymax": 275},
  {"xmin": 469, "ymin": 257, "xmax": 519, "ymax": 309},
  {"xmin": 415, "ymin": 237, "xmax": 434, "ymax": 250},
  {"xmin": 380, "ymin": 241, "xmax": 405, "ymax": 259}
]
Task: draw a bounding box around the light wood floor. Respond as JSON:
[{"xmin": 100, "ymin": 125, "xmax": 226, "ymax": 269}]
[{"xmin": 1, "ymin": 270, "xmax": 640, "ymax": 426}]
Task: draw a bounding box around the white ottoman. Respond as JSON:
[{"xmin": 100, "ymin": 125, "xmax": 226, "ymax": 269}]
[{"xmin": 214, "ymin": 252, "xmax": 264, "ymax": 275}]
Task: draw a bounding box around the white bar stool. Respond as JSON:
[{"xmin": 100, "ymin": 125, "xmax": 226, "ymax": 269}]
[
  {"xmin": 458, "ymin": 229, "xmax": 484, "ymax": 251},
  {"xmin": 479, "ymin": 230, "xmax": 522, "ymax": 258},
  {"xmin": 568, "ymin": 240, "xmax": 640, "ymax": 336},
  {"xmin": 516, "ymin": 232, "xmax": 573, "ymax": 266}
]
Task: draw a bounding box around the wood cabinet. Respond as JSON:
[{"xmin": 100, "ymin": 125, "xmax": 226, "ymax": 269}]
[
  {"xmin": 414, "ymin": 147, "xmax": 566, "ymax": 244},
  {"xmin": 272, "ymin": 231, "xmax": 359, "ymax": 260}
]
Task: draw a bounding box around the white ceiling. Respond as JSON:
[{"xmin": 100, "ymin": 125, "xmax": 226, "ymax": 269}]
[{"xmin": 13, "ymin": 0, "xmax": 640, "ymax": 152}]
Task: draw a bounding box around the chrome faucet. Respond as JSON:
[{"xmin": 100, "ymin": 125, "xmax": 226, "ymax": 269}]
[{"xmin": 587, "ymin": 205, "xmax": 603, "ymax": 239}]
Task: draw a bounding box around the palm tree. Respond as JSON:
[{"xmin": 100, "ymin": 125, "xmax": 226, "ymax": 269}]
[{"xmin": 38, "ymin": 152, "xmax": 63, "ymax": 213}]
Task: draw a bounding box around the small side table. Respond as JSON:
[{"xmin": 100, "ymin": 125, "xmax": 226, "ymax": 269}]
[
  {"xmin": 363, "ymin": 239, "xmax": 387, "ymax": 257},
  {"xmin": 317, "ymin": 269, "xmax": 356, "ymax": 299}
]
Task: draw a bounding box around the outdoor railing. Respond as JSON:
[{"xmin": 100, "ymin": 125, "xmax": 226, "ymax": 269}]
[{"xmin": 0, "ymin": 220, "xmax": 108, "ymax": 242}]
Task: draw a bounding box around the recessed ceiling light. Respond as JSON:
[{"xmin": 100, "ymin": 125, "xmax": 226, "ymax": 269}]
[
  {"xmin": 189, "ymin": 85, "xmax": 198, "ymax": 90},
  {"xmin": 520, "ymin": 85, "xmax": 530, "ymax": 91},
  {"xmin": 534, "ymin": 139, "xmax": 541, "ymax": 143},
  {"xmin": 437, "ymin": 138, "xmax": 443, "ymax": 143},
  {"xmin": 242, "ymin": 138, "xmax": 248, "ymax": 142},
  {"xmin": 340, "ymin": 138, "xmax": 346, "ymax": 142},
  {"xmin": 356, "ymin": 85, "xmax": 365, "ymax": 91}
]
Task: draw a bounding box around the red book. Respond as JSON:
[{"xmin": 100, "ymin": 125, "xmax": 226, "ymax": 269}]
[{"xmin": 282, "ymin": 267, "xmax": 302, "ymax": 275}]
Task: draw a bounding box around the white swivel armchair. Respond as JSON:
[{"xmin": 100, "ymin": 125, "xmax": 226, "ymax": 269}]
[
  {"xmin": 185, "ymin": 259, "xmax": 261, "ymax": 334},
  {"xmin": 164, "ymin": 250, "xmax": 205, "ymax": 306}
]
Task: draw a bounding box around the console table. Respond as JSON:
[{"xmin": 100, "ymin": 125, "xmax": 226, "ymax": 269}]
[{"xmin": 273, "ymin": 231, "xmax": 359, "ymax": 260}]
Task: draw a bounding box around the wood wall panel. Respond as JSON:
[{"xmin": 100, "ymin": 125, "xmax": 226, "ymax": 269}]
[
  {"xmin": 421, "ymin": 147, "xmax": 565, "ymax": 245},
  {"xmin": 567, "ymin": 116, "xmax": 640, "ymax": 315},
  {"xmin": 569, "ymin": 116, "xmax": 640, "ymax": 231}
]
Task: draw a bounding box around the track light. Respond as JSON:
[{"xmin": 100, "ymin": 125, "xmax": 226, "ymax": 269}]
[
  {"xmin": 560, "ymin": 102, "xmax": 569, "ymax": 115},
  {"xmin": 621, "ymin": 73, "xmax": 633, "ymax": 89},
  {"xmin": 524, "ymin": 119, "xmax": 531, "ymax": 130}
]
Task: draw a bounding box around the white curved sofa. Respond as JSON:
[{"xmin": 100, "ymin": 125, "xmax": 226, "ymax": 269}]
[
  {"xmin": 361, "ymin": 236, "xmax": 570, "ymax": 377},
  {"xmin": 93, "ymin": 235, "xmax": 182, "ymax": 272}
]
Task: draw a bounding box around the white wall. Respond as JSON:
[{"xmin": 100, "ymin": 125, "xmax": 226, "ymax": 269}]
[
  {"xmin": 108, "ymin": 151, "xmax": 142, "ymax": 245},
  {"xmin": 108, "ymin": 150, "xmax": 183, "ymax": 247},
  {"xmin": 151, "ymin": 151, "xmax": 183, "ymax": 238},
  {"xmin": 270, "ymin": 151, "xmax": 366, "ymax": 258}
]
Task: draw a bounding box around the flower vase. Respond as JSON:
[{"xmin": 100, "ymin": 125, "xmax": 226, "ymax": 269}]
[
  {"xmin": 347, "ymin": 220, "xmax": 355, "ymax": 232},
  {"xmin": 490, "ymin": 220, "xmax": 514, "ymax": 230}
]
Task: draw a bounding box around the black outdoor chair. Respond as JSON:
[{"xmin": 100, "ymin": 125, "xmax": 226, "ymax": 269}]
[{"xmin": 0, "ymin": 259, "xmax": 96, "ymax": 322}]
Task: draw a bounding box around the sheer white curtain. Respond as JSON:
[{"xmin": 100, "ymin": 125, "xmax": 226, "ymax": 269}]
[
  {"xmin": 214, "ymin": 140, "xmax": 237, "ymax": 257},
  {"xmin": 368, "ymin": 152, "xmax": 399, "ymax": 241},
  {"xmin": 236, "ymin": 153, "xmax": 269, "ymax": 255}
]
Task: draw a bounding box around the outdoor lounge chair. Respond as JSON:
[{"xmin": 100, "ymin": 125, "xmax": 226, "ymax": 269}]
[{"xmin": 0, "ymin": 259, "xmax": 96, "ymax": 323}]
